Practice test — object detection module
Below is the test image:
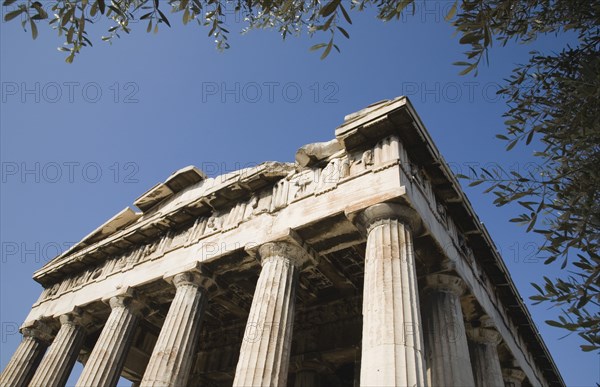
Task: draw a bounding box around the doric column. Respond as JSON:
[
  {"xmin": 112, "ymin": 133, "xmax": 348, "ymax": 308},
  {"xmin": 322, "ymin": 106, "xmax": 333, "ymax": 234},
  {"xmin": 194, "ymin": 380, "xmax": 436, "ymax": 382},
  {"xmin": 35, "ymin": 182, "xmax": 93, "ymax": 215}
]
[
  {"xmin": 141, "ymin": 270, "xmax": 209, "ymax": 387},
  {"xmin": 423, "ymin": 273, "xmax": 475, "ymax": 386},
  {"xmin": 0, "ymin": 320, "xmax": 52, "ymax": 387},
  {"xmin": 76, "ymin": 292, "xmax": 143, "ymax": 387},
  {"xmin": 467, "ymin": 319, "xmax": 504, "ymax": 387},
  {"xmin": 28, "ymin": 311, "xmax": 87, "ymax": 387},
  {"xmin": 355, "ymin": 203, "xmax": 426, "ymax": 387},
  {"xmin": 233, "ymin": 241, "xmax": 311, "ymax": 387},
  {"xmin": 503, "ymin": 368, "xmax": 527, "ymax": 387}
]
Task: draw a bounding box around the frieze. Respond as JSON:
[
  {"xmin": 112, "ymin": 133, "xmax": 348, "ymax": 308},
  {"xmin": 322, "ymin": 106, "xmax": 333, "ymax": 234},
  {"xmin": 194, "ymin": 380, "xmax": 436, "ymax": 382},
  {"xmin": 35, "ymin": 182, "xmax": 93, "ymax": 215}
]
[
  {"xmin": 32, "ymin": 177, "xmax": 289, "ymax": 301},
  {"xmin": 35, "ymin": 152, "xmax": 364, "ymax": 296},
  {"xmin": 372, "ymin": 135, "xmax": 403, "ymax": 171},
  {"xmin": 291, "ymin": 170, "xmax": 315, "ymax": 199},
  {"xmin": 315, "ymin": 157, "xmax": 350, "ymax": 195},
  {"xmin": 270, "ymin": 178, "xmax": 290, "ymax": 211},
  {"xmin": 35, "ymin": 137, "xmax": 451, "ymax": 305}
]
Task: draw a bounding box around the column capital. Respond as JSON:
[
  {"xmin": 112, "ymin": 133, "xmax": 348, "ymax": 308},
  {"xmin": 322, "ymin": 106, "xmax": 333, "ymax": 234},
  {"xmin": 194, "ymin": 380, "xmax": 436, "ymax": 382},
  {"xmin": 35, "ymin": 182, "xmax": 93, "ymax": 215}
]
[
  {"xmin": 58, "ymin": 308, "xmax": 92, "ymax": 331},
  {"xmin": 469, "ymin": 320, "xmax": 505, "ymax": 387},
  {"xmin": 109, "ymin": 295, "xmax": 146, "ymax": 317},
  {"xmin": 258, "ymin": 241, "xmax": 312, "ymax": 268},
  {"xmin": 350, "ymin": 202, "xmax": 422, "ymax": 235},
  {"xmin": 20, "ymin": 319, "xmax": 53, "ymax": 344},
  {"xmin": 164, "ymin": 262, "xmax": 216, "ymax": 290},
  {"xmin": 102, "ymin": 287, "xmax": 146, "ymax": 316},
  {"xmin": 503, "ymin": 368, "xmax": 526, "ymax": 383},
  {"xmin": 173, "ymin": 271, "xmax": 210, "ymax": 288},
  {"xmin": 425, "ymin": 273, "xmax": 466, "ymax": 296},
  {"xmin": 467, "ymin": 325, "xmax": 502, "ymax": 345},
  {"xmin": 108, "ymin": 294, "xmax": 132, "ymax": 309},
  {"xmin": 245, "ymin": 228, "xmax": 318, "ymax": 270}
]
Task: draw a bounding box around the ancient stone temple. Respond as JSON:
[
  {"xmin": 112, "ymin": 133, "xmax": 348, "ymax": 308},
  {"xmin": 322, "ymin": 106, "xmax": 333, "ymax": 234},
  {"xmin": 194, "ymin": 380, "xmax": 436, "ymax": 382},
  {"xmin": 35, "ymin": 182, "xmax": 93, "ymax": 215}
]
[{"xmin": 1, "ymin": 97, "xmax": 564, "ymax": 387}]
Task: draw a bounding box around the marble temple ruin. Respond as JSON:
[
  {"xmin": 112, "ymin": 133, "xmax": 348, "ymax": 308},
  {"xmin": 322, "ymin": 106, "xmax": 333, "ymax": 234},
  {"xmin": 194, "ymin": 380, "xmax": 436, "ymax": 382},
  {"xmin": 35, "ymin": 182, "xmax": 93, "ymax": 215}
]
[{"xmin": 0, "ymin": 97, "xmax": 564, "ymax": 387}]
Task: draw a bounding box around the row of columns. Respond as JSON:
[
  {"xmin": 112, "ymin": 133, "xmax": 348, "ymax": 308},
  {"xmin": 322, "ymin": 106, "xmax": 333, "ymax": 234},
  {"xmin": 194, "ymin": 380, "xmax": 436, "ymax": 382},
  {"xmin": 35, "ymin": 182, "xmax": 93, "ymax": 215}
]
[
  {"xmin": 0, "ymin": 321, "xmax": 52, "ymax": 386},
  {"xmin": 1, "ymin": 203, "xmax": 526, "ymax": 387}
]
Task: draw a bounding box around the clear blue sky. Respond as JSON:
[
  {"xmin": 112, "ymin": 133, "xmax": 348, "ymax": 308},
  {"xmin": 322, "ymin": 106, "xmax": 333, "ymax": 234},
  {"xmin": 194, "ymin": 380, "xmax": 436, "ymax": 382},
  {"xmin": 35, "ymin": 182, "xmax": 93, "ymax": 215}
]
[{"xmin": 0, "ymin": 2, "xmax": 597, "ymax": 386}]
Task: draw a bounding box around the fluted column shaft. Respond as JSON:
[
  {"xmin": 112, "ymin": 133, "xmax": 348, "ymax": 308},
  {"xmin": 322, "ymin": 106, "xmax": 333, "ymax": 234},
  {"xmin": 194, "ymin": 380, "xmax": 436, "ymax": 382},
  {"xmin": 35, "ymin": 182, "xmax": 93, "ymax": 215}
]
[
  {"xmin": 468, "ymin": 325, "xmax": 504, "ymax": 387},
  {"xmin": 0, "ymin": 322, "xmax": 52, "ymax": 387},
  {"xmin": 141, "ymin": 271, "xmax": 208, "ymax": 387},
  {"xmin": 76, "ymin": 295, "xmax": 142, "ymax": 387},
  {"xmin": 423, "ymin": 274, "xmax": 475, "ymax": 387},
  {"xmin": 358, "ymin": 203, "xmax": 426, "ymax": 387},
  {"xmin": 233, "ymin": 241, "xmax": 311, "ymax": 387},
  {"xmin": 28, "ymin": 313, "xmax": 86, "ymax": 387}
]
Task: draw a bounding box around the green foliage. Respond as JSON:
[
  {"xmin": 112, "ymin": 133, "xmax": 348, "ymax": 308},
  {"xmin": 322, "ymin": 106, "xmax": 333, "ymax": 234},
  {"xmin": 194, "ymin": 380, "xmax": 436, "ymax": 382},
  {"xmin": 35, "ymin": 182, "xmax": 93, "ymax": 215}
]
[
  {"xmin": 4, "ymin": 0, "xmax": 599, "ymax": 352},
  {"xmin": 460, "ymin": 1, "xmax": 599, "ymax": 352},
  {"xmin": 0, "ymin": 0, "xmax": 481, "ymax": 62},
  {"xmin": 467, "ymin": 44, "xmax": 599, "ymax": 351},
  {"xmin": 3, "ymin": 0, "xmax": 344, "ymax": 61}
]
